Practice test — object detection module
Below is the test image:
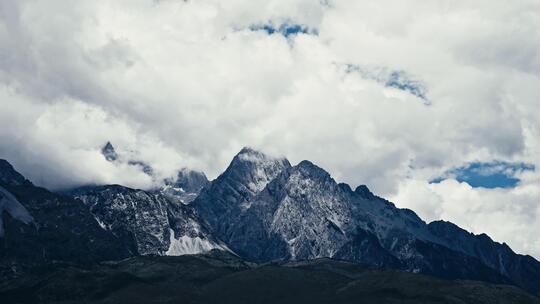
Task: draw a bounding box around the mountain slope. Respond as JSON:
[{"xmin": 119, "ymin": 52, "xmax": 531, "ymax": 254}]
[
  {"xmin": 70, "ymin": 184, "xmax": 227, "ymax": 256},
  {"xmin": 225, "ymin": 159, "xmax": 510, "ymax": 284},
  {"xmin": 0, "ymin": 160, "xmax": 132, "ymax": 279},
  {"xmin": 428, "ymin": 220, "xmax": 540, "ymax": 296},
  {"xmin": 193, "ymin": 147, "xmax": 291, "ymax": 240}
]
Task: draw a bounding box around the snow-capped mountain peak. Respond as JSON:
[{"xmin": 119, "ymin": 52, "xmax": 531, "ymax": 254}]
[{"xmin": 227, "ymin": 147, "xmax": 291, "ymax": 194}]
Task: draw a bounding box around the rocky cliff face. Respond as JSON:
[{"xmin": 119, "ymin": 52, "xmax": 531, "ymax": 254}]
[
  {"xmin": 71, "ymin": 185, "xmax": 171, "ymax": 255},
  {"xmin": 193, "ymin": 147, "xmax": 291, "ymax": 240},
  {"xmin": 71, "ymin": 185, "xmax": 228, "ymax": 257}
]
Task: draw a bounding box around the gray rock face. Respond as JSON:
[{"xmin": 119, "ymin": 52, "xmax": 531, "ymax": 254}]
[
  {"xmin": 193, "ymin": 147, "xmax": 291, "ymax": 240},
  {"xmin": 228, "ymin": 160, "xmax": 358, "ymax": 262},
  {"xmin": 71, "ymin": 184, "xmax": 227, "ymax": 256},
  {"xmin": 72, "ymin": 185, "xmax": 171, "ymax": 255}
]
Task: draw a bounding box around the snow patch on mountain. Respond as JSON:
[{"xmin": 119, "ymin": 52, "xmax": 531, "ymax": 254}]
[
  {"xmin": 166, "ymin": 229, "xmax": 222, "ymax": 255},
  {"xmin": 0, "ymin": 186, "xmax": 34, "ymax": 237}
]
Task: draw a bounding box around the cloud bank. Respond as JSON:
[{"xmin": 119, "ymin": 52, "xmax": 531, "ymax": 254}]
[{"xmin": 1, "ymin": 0, "xmax": 540, "ymax": 258}]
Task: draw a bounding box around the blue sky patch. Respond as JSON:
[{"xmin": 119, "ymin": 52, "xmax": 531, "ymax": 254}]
[
  {"xmin": 345, "ymin": 64, "xmax": 428, "ymax": 103},
  {"xmin": 385, "ymin": 71, "xmax": 427, "ymax": 100},
  {"xmin": 249, "ymin": 23, "xmax": 317, "ymax": 38},
  {"xmin": 431, "ymin": 161, "xmax": 535, "ymax": 189}
]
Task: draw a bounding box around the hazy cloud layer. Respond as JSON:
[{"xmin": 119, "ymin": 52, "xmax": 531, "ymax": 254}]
[{"xmin": 1, "ymin": 0, "xmax": 540, "ymax": 258}]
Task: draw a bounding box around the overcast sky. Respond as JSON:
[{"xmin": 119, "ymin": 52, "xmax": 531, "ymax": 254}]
[{"xmin": 1, "ymin": 0, "xmax": 540, "ymax": 258}]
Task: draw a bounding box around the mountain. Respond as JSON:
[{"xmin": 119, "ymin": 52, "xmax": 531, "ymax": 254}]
[
  {"xmin": 191, "ymin": 148, "xmax": 540, "ymax": 295},
  {"xmin": 1, "ymin": 251, "xmax": 538, "ymax": 304},
  {"xmin": 0, "ymin": 159, "xmax": 227, "ymax": 281},
  {"xmin": 70, "ymin": 184, "xmax": 228, "ymax": 256},
  {"xmin": 2, "ymin": 147, "xmax": 540, "ymax": 297},
  {"xmin": 0, "ymin": 160, "xmax": 132, "ymax": 280}
]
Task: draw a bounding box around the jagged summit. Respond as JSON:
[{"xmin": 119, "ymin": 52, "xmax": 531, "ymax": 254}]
[
  {"xmin": 294, "ymin": 160, "xmax": 332, "ymax": 181},
  {"xmin": 101, "ymin": 141, "xmax": 118, "ymax": 162},
  {"xmin": 233, "ymin": 147, "xmax": 288, "ymax": 166},
  {"xmin": 338, "ymin": 183, "xmax": 353, "ymax": 192},
  {"xmin": 0, "ymin": 159, "xmax": 32, "ymax": 186},
  {"xmin": 224, "ymin": 147, "xmax": 291, "ymax": 194},
  {"xmin": 238, "ymin": 146, "xmax": 259, "ymax": 155},
  {"xmin": 354, "ymin": 184, "xmax": 375, "ymax": 199}
]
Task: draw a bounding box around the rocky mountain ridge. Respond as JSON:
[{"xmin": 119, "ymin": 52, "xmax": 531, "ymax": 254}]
[
  {"xmin": 70, "ymin": 184, "xmax": 227, "ymax": 256},
  {"xmin": 0, "ymin": 147, "xmax": 539, "ymax": 296}
]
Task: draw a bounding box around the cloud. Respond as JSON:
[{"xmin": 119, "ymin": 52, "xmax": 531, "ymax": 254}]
[
  {"xmin": 1, "ymin": 0, "xmax": 540, "ymax": 257},
  {"xmin": 345, "ymin": 65, "xmax": 429, "ymax": 102},
  {"xmin": 391, "ymin": 178, "xmax": 540, "ymax": 260}
]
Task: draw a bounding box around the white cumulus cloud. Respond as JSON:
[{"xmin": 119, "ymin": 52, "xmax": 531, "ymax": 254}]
[{"xmin": 1, "ymin": 0, "xmax": 540, "ymax": 258}]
